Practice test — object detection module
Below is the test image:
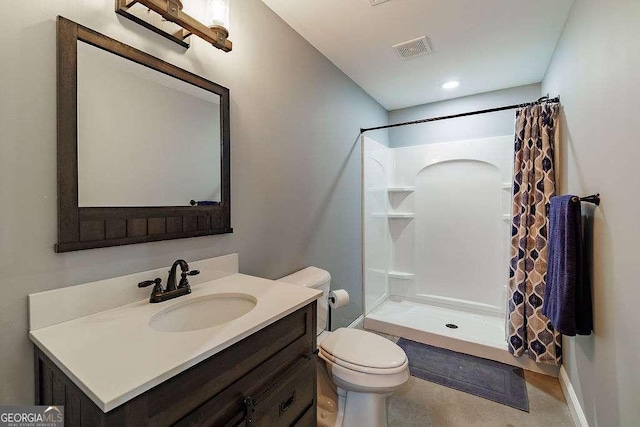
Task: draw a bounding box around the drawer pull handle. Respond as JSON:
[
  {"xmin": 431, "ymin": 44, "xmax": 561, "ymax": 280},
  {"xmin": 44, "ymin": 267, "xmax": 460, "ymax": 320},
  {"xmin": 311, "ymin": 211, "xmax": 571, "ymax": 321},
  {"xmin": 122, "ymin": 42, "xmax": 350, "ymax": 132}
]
[
  {"xmin": 279, "ymin": 391, "xmax": 296, "ymax": 415},
  {"xmin": 244, "ymin": 396, "xmax": 256, "ymax": 424}
]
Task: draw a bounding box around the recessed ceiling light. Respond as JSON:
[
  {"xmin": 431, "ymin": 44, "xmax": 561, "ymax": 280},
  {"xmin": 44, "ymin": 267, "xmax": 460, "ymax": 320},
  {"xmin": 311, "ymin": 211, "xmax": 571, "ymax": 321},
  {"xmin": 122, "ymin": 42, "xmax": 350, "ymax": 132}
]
[{"xmin": 440, "ymin": 80, "xmax": 460, "ymax": 90}]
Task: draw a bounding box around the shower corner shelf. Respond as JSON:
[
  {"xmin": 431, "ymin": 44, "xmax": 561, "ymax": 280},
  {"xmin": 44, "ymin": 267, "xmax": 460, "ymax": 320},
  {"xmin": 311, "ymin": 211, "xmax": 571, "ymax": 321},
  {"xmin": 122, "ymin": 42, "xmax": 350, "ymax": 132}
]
[
  {"xmin": 502, "ymin": 214, "xmax": 511, "ymax": 222},
  {"xmin": 366, "ymin": 269, "xmax": 415, "ymax": 280},
  {"xmin": 367, "ymin": 187, "xmax": 415, "ymax": 193},
  {"xmin": 387, "ymin": 271, "xmax": 415, "ymax": 280},
  {"xmin": 388, "ymin": 213, "xmax": 414, "ymax": 219},
  {"xmin": 501, "ymin": 182, "xmax": 512, "ymax": 191},
  {"xmin": 387, "ymin": 186, "xmax": 414, "ymax": 193},
  {"xmin": 371, "ymin": 212, "xmax": 414, "ymax": 219}
]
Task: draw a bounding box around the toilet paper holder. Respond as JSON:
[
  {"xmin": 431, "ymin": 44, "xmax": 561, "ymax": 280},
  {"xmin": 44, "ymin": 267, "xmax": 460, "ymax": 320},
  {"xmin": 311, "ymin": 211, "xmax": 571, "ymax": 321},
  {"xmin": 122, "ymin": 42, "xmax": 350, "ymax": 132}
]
[{"xmin": 327, "ymin": 289, "xmax": 350, "ymax": 332}]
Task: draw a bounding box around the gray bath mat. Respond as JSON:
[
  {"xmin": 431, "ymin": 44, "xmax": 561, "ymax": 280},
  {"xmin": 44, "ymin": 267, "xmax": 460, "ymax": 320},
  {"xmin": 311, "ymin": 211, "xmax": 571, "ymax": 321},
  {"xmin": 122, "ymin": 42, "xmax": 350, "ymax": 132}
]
[{"xmin": 397, "ymin": 338, "xmax": 529, "ymax": 412}]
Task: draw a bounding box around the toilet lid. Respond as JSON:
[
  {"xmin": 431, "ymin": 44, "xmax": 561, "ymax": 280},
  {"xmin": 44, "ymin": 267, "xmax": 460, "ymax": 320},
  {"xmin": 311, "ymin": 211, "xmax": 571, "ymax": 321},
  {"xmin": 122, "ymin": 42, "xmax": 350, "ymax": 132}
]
[{"xmin": 319, "ymin": 328, "xmax": 407, "ymax": 370}]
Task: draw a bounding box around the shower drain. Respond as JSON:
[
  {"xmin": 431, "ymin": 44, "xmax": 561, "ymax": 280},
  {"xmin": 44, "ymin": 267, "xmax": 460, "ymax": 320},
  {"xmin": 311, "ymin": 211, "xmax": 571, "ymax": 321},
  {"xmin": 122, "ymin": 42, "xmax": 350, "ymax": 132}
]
[{"xmin": 445, "ymin": 323, "xmax": 459, "ymax": 329}]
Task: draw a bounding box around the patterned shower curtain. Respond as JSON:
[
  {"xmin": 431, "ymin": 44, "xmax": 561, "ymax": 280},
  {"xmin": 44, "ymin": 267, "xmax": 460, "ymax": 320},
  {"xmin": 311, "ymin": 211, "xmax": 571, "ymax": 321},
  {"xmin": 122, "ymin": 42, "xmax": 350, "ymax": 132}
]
[{"xmin": 507, "ymin": 102, "xmax": 562, "ymax": 365}]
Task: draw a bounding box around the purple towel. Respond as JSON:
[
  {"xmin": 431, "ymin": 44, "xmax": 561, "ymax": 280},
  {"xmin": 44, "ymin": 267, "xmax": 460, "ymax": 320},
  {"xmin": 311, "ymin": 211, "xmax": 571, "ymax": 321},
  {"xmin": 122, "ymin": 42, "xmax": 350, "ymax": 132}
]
[{"xmin": 542, "ymin": 195, "xmax": 593, "ymax": 336}]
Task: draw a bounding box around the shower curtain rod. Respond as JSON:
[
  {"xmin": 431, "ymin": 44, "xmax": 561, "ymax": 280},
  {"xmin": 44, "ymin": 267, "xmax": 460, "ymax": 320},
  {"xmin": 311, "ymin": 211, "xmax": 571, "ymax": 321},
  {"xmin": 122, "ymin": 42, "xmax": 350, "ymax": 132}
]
[{"xmin": 360, "ymin": 95, "xmax": 560, "ymax": 134}]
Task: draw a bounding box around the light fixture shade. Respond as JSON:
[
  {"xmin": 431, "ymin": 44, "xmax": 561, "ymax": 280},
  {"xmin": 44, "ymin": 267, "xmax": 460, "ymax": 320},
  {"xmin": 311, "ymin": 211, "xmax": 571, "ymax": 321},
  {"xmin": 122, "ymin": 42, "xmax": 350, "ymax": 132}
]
[{"xmin": 206, "ymin": 0, "xmax": 229, "ymax": 31}]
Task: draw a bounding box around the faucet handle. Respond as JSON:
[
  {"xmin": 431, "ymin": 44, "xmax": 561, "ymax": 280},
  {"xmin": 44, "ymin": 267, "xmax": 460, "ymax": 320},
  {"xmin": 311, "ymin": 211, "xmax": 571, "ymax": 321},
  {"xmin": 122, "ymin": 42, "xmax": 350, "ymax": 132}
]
[
  {"xmin": 139, "ymin": 278, "xmax": 164, "ymax": 295},
  {"xmin": 178, "ymin": 270, "xmax": 199, "ymax": 289},
  {"xmin": 138, "ymin": 277, "xmax": 162, "ymax": 288}
]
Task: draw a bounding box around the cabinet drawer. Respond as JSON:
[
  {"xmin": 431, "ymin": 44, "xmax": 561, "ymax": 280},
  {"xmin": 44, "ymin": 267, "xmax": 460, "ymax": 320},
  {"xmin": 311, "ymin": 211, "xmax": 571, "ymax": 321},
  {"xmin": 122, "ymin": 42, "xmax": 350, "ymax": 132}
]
[
  {"xmin": 150, "ymin": 304, "xmax": 315, "ymax": 425},
  {"xmin": 250, "ymin": 357, "xmax": 316, "ymax": 427},
  {"xmin": 173, "ymin": 336, "xmax": 314, "ymax": 426}
]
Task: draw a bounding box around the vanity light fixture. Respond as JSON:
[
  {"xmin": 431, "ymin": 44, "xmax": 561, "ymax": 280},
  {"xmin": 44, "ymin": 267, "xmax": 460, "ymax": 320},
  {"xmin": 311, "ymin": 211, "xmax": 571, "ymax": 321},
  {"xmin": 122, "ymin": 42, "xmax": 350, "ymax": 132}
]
[
  {"xmin": 116, "ymin": 0, "xmax": 232, "ymax": 52},
  {"xmin": 440, "ymin": 80, "xmax": 460, "ymax": 90}
]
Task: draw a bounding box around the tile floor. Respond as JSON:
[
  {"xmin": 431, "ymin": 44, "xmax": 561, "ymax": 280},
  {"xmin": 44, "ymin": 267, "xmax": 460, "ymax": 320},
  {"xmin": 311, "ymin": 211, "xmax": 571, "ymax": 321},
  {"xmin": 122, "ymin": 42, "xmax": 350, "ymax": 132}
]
[{"xmin": 368, "ymin": 330, "xmax": 575, "ymax": 427}]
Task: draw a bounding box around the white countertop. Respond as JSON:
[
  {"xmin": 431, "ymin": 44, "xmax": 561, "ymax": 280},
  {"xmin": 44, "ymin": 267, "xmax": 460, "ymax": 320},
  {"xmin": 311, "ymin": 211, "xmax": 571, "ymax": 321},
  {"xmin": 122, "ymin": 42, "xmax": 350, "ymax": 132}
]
[{"xmin": 29, "ymin": 273, "xmax": 322, "ymax": 412}]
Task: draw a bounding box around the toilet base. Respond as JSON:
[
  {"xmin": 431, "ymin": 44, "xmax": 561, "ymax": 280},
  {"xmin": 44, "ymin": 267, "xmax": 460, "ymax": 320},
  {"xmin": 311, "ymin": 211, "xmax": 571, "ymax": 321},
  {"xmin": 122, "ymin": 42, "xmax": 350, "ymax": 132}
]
[
  {"xmin": 339, "ymin": 387, "xmax": 390, "ymax": 427},
  {"xmin": 317, "ymin": 352, "xmax": 406, "ymax": 427}
]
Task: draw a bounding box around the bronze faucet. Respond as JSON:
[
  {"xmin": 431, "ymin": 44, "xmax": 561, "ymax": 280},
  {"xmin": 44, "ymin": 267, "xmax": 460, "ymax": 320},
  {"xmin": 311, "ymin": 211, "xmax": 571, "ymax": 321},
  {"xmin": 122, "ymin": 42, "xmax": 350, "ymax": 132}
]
[{"xmin": 138, "ymin": 259, "xmax": 200, "ymax": 303}]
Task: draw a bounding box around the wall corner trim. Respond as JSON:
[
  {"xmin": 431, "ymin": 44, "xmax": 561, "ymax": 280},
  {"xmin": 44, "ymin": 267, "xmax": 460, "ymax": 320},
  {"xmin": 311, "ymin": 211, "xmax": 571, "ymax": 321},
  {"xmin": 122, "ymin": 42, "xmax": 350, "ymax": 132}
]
[{"xmin": 559, "ymin": 365, "xmax": 589, "ymax": 427}]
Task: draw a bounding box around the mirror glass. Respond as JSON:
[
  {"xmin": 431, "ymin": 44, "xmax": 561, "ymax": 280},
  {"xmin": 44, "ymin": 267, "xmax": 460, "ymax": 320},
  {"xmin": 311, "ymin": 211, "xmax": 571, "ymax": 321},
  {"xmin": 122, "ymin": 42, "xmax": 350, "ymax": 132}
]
[{"xmin": 76, "ymin": 41, "xmax": 221, "ymax": 207}]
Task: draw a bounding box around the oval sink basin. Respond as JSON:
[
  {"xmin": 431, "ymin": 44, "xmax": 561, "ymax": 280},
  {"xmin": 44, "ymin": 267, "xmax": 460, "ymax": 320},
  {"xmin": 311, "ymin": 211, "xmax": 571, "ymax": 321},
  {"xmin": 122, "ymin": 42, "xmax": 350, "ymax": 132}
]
[{"xmin": 149, "ymin": 293, "xmax": 257, "ymax": 332}]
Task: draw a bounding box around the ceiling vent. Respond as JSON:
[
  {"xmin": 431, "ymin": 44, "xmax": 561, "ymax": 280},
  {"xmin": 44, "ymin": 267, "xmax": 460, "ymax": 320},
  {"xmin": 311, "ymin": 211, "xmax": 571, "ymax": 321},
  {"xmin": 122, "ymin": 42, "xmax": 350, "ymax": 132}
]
[
  {"xmin": 393, "ymin": 36, "xmax": 433, "ymax": 60},
  {"xmin": 367, "ymin": 0, "xmax": 393, "ymax": 6}
]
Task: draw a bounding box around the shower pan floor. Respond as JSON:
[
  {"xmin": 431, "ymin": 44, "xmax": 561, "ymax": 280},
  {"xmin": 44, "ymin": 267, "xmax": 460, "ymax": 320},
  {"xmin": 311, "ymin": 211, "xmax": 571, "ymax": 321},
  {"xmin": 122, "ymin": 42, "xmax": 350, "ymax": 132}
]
[
  {"xmin": 367, "ymin": 297, "xmax": 506, "ymax": 350},
  {"xmin": 365, "ymin": 297, "xmax": 559, "ymax": 376}
]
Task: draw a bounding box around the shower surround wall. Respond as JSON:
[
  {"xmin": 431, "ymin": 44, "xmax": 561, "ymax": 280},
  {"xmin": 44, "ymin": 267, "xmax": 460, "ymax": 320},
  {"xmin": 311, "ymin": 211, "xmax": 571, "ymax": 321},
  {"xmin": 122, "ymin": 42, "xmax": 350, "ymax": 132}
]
[
  {"xmin": 390, "ymin": 136, "xmax": 513, "ymax": 314},
  {"xmin": 364, "ymin": 136, "xmax": 513, "ymax": 320},
  {"xmin": 363, "ymin": 136, "xmax": 391, "ymax": 315}
]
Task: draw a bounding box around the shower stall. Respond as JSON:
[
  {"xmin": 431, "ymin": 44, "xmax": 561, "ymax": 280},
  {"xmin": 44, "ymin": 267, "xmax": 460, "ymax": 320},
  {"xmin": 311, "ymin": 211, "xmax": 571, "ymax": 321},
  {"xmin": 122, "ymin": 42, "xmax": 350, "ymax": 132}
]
[{"xmin": 362, "ymin": 134, "xmax": 518, "ymax": 364}]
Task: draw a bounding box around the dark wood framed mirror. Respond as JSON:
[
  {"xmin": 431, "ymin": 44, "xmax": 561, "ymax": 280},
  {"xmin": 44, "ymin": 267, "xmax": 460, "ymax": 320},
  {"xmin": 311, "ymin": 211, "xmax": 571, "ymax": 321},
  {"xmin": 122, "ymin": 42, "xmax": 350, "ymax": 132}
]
[{"xmin": 55, "ymin": 16, "xmax": 231, "ymax": 252}]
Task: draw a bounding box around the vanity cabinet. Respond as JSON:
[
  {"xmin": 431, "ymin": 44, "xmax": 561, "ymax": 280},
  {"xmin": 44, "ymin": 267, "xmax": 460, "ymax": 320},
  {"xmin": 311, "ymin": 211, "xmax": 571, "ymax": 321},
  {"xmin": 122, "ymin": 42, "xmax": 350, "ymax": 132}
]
[{"xmin": 34, "ymin": 303, "xmax": 317, "ymax": 426}]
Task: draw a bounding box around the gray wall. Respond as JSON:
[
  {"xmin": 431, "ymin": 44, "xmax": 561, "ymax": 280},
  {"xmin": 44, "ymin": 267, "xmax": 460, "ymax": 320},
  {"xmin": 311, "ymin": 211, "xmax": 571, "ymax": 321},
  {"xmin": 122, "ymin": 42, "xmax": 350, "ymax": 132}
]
[
  {"xmin": 0, "ymin": 0, "xmax": 387, "ymax": 404},
  {"xmin": 388, "ymin": 84, "xmax": 541, "ymax": 147},
  {"xmin": 542, "ymin": 1, "xmax": 640, "ymax": 425}
]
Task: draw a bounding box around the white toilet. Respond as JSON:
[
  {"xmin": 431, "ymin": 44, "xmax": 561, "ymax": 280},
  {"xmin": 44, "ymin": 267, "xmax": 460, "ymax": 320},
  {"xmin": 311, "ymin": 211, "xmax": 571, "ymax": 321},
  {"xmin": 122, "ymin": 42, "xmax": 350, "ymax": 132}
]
[{"xmin": 279, "ymin": 267, "xmax": 409, "ymax": 427}]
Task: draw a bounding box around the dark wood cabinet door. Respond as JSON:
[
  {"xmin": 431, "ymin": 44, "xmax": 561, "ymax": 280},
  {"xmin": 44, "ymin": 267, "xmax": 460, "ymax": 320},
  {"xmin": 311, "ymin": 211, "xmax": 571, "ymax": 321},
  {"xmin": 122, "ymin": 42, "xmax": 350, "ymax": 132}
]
[{"xmin": 249, "ymin": 357, "xmax": 316, "ymax": 427}]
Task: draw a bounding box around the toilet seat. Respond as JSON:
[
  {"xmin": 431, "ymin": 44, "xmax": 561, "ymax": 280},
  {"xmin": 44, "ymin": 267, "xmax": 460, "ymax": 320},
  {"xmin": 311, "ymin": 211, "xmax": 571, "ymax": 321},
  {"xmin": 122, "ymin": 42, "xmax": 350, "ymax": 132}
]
[
  {"xmin": 319, "ymin": 328, "xmax": 407, "ymax": 372},
  {"xmin": 318, "ymin": 348, "xmax": 408, "ymax": 375}
]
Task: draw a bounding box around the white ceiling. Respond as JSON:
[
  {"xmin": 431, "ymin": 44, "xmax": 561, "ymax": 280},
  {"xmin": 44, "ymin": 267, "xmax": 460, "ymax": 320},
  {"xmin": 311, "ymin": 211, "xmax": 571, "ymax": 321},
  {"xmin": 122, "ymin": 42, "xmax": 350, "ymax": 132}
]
[{"xmin": 260, "ymin": 0, "xmax": 574, "ymax": 110}]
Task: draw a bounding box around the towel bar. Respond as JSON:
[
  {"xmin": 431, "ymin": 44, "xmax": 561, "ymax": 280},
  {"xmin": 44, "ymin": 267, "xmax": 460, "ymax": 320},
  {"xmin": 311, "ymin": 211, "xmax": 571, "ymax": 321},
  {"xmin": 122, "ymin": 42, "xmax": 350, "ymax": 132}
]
[{"xmin": 571, "ymin": 193, "xmax": 600, "ymax": 206}]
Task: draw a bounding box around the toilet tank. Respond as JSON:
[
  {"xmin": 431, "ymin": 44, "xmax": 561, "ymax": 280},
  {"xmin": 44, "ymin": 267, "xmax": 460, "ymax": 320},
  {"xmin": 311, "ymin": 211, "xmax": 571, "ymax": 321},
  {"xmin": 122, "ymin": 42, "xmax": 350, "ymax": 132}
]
[{"xmin": 278, "ymin": 267, "xmax": 330, "ymax": 336}]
